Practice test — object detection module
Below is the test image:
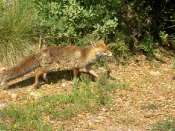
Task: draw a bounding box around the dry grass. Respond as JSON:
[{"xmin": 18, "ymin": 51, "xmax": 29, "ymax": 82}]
[{"xmin": 0, "ymin": 53, "xmax": 175, "ymax": 130}]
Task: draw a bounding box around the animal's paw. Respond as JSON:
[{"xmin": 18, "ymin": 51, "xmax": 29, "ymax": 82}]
[{"xmin": 32, "ymin": 83, "xmax": 40, "ymax": 89}]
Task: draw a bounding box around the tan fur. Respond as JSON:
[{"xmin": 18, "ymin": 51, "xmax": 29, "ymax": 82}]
[{"xmin": 0, "ymin": 40, "xmax": 112, "ymax": 89}]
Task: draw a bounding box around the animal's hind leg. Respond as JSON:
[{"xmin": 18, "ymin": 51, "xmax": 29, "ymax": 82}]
[{"xmin": 33, "ymin": 72, "xmax": 41, "ymax": 89}]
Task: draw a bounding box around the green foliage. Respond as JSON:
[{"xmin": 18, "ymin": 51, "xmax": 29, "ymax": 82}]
[
  {"xmin": 34, "ymin": 0, "xmax": 119, "ymax": 45},
  {"xmin": 0, "ymin": 0, "xmax": 37, "ymax": 65},
  {"xmin": 97, "ymin": 73, "xmax": 129, "ymax": 92},
  {"xmin": 0, "ymin": 122, "xmax": 7, "ymax": 131},
  {"xmin": 110, "ymin": 40, "xmax": 129, "ymax": 58},
  {"xmin": 139, "ymin": 36, "xmax": 154, "ymax": 56},
  {"xmin": 116, "ymin": 0, "xmax": 175, "ymax": 53},
  {"xmin": 1, "ymin": 0, "xmax": 175, "ymax": 64},
  {"xmin": 1, "ymin": 105, "xmax": 52, "ymax": 130},
  {"xmin": 151, "ymin": 117, "xmax": 175, "ymax": 131},
  {"xmin": 159, "ymin": 31, "xmax": 168, "ymax": 45}
]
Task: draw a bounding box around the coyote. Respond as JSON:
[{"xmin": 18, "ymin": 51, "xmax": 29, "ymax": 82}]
[{"xmin": 0, "ymin": 40, "xmax": 112, "ymax": 89}]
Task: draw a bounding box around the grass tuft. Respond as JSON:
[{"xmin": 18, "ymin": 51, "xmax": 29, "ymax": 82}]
[
  {"xmin": 151, "ymin": 117, "xmax": 175, "ymax": 131},
  {"xmin": 0, "ymin": 74, "xmax": 127, "ymax": 130},
  {"xmin": 0, "ymin": 0, "xmax": 37, "ymax": 66}
]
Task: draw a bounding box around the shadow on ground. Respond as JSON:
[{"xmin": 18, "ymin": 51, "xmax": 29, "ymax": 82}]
[
  {"xmin": 7, "ymin": 70, "xmax": 74, "ymax": 89},
  {"xmin": 7, "ymin": 70, "xmax": 96, "ymax": 89}
]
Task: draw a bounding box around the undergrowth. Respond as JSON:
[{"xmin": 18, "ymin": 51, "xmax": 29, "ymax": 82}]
[
  {"xmin": 0, "ymin": 0, "xmax": 37, "ymax": 66},
  {"xmin": 151, "ymin": 117, "xmax": 175, "ymax": 131},
  {"xmin": 0, "ymin": 74, "xmax": 128, "ymax": 130}
]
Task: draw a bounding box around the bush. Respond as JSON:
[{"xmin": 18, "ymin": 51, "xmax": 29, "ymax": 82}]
[
  {"xmin": 138, "ymin": 36, "xmax": 154, "ymax": 56},
  {"xmin": 34, "ymin": 0, "xmax": 119, "ymax": 45},
  {"xmin": 0, "ymin": 0, "xmax": 37, "ymax": 65},
  {"xmin": 2, "ymin": 0, "xmax": 175, "ymax": 64}
]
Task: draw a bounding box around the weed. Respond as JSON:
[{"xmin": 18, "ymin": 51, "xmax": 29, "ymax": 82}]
[
  {"xmin": 0, "ymin": 0, "xmax": 37, "ymax": 65},
  {"xmin": 139, "ymin": 36, "xmax": 155, "ymax": 57},
  {"xmin": 0, "ymin": 122, "xmax": 7, "ymax": 131},
  {"xmin": 97, "ymin": 73, "xmax": 129, "ymax": 91},
  {"xmin": 1, "ymin": 105, "xmax": 52, "ymax": 130},
  {"xmin": 0, "ymin": 73, "xmax": 127, "ymax": 130},
  {"xmin": 110, "ymin": 40, "xmax": 130, "ymax": 64},
  {"xmin": 151, "ymin": 117, "xmax": 175, "ymax": 131},
  {"xmin": 96, "ymin": 73, "xmax": 129, "ymax": 106}
]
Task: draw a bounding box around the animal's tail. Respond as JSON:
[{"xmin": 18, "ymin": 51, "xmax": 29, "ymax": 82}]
[{"xmin": 4, "ymin": 53, "xmax": 41, "ymax": 82}]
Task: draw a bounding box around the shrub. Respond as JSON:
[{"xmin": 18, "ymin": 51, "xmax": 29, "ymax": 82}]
[
  {"xmin": 34, "ymin": 0, "xmax": 119, "ymax": 45},
  {"xmin": 0, "ymin": 0, "xmax": 37, "ymax": 65}
]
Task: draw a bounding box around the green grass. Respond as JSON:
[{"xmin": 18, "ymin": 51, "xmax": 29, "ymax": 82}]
[
  {"xmin": 0, "ymin": 122, "xmax": 7, "ymax": 131},
  {"xmin": 0, "ymin": 0, "xmax": 37, "ymax": 66},
  {"xmin": 0, "ymin": 75, "xmax": 128, "ymax": 130},
  {"xmin": 151, "ymin": 117, "xmax": 175, "ymax": 131}
]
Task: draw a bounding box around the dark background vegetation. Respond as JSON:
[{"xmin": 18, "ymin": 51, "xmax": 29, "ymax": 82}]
[{"xmin": 0, "ymin": 0, "xmax": 175, "ymax": 65}]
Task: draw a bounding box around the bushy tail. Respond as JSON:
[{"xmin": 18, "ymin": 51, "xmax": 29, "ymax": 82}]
[{"xmin": 4, "ymin": 53, "xmax": 41, "ymax": 82}]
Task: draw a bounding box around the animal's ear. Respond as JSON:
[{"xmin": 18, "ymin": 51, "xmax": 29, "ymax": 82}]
[
  {"xmin": 95, "ymin": 39, "xmax": 106, "ymax": 46},
  {"xmin": 98, "ymin": 39, "xmax": 105, "ymax": 43}
]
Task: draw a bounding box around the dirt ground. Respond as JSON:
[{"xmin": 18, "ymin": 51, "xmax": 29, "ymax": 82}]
[{"xmin": 0, "ymin": 54, "xmax": 175, "ymax": 131}]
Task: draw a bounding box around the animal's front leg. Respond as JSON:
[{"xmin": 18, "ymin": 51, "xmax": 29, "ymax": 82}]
[
  {"xmin": 88, "ymin": 69, "xmax": 98, "ymax": 78},
  {"xmin": 33, "ymin": 68, "xmax": 47, "ymax": 89},
  {"xmin": 79, "ymin": 67, "xmax": 98, "ymax": 80}
]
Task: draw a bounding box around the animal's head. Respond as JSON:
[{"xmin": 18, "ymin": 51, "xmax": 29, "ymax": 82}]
[{"xmin": 91, "ymin": 40, "xmax": 112, "ymax": 57}]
